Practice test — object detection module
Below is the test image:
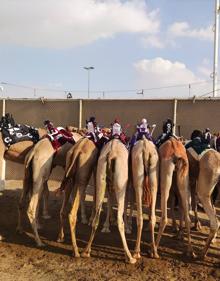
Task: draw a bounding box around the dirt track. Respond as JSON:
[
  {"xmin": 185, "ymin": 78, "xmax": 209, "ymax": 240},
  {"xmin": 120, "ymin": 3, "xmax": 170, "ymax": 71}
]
[{"xmin": 0, "ymin": 181, "xmax": 219, "ymax": 281}]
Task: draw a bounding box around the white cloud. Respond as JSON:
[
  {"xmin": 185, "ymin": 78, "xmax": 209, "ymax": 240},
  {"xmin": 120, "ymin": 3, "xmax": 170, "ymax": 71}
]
[
  {"xmin": 0, "ymin": 0, "xmax": 159, "ymax": 48},
  {"xmin": 197, "ymin": 58, "xmax": 212, "ymax": 78},
  {"xmin": 134, "ymin": 57, "xmax": 202, "ymax": 98},
  {"xmin": 198, "ymin": 66, "xmax": 212, "ymax": 78},
  {"xmin": 141, "ymin": 35, "xmax": 177, "ymax": 49},
  {"xmin": 141, "ymin": 35, "xmax": 165, "ymax": 49},
  {"xmin": 168, "ymin": 22, "xmax": 213, "ymax": 41}
]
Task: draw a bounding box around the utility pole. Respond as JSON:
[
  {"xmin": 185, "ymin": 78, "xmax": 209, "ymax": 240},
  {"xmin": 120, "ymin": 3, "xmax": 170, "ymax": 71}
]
[
  {"xmin": 83, "ymin": 66, "xmax": 94, "ymax": 99},
  {"xmin": 213, "ymin": 0, "xmax": 220, "ymax": 97}
]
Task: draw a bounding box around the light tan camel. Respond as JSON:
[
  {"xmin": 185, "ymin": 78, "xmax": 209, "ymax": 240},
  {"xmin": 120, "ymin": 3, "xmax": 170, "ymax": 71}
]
[
  {"xmin": 17, "ymin": 132, "xmax": 82, "ymax": 247},
  {"xmin": 81, "ymin": 139, "xmax": 136, "ymax": 264},
  {"xmin": 197, "ymin": 149, "xmax": 220, "ymax": 259},
  {"xmin": 0, "ymin": 128, "xmax": 48, "ymax": 240},
  {"xmin": 155, "ymin": 137, "xmax": 195, "ymax": 257},
  {"xmin": 57, "ymin": 137, "xmax": 99, "ymax": 244},
  {"xmin": 0, "ymin": 129, "xmax": 49, "ymax": 210},
  {"xmin": 132, "ymin": 137, "xmax": 159, "ymax": 259}
]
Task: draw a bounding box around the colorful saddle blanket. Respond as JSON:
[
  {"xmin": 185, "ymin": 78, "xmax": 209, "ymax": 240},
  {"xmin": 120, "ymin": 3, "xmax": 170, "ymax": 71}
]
[
  {"xmin": 1, "ymin": 124, "xmax": 39, "ymax": 147},
  {"xmin": 47, "ymin": 127, "xmax": 75, "ymax": 151},
  {"xmin": 85, "ymin": 132, "xmax": 109, "ymax": 150}
]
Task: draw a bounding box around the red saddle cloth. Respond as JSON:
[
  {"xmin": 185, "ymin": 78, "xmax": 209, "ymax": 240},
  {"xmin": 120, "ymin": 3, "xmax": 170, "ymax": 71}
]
[{"xmin": 47, "ymin": 128, "xmax": 75, "ymax": 150}]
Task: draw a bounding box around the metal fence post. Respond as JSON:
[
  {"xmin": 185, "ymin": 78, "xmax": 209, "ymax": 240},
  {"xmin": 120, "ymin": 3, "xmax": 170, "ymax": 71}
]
[
  {"xmin": 0, "ymin": 99, "xmax": 6, "ymax": 191},
  {"xmin": 79, "ymin": 99, "xmax": 82, "ymax": 129},
  {"xmin": 173, "ymin": 99, "xmax": 178, "ymax": 135}
]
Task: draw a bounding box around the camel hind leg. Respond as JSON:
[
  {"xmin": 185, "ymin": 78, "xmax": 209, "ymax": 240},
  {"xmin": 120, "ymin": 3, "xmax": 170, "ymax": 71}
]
[
  {"xmin": 156, "ymin": 159, "xmax": 175, "ymax": 252},
  {"xmin": 17, "ymin": 180, "xmax": 29, "ymax": 234},
  {"xmin": 68, "ymin": 183, "xmax": 81, "ymax": 257},
  {"xmin": 148, "ymin": 162, "xmax": 159, "ymax": 259},
  {"xmin": 116, "ymin": 187, "xmax": 136, "ymax": 264},
  {"xmin": 27, "ymin": 156, "xmax": 53, "ymax": 247},
  {"xmin": 197, "ymin": 171, "xmax": 219, "ymax": 259},
  {"xmin": 190, "ymin": 179, "xmax": 201, "ymax": 231},
  {"xmin": 27, "ymin": 178, "xmax": 45, "ymax": 247},
  {"xmin": 133, "ymin": 178, "xmax": 143, "ymax": 259},
  {"xmin": 176, "ymin": 167, "xmax": 195, "ymax": 257},
  {"xmin": 57, "ymin": 180, "xmax": 72, "ymax": 243},
  {"xmin": 81, "ymin": 160, "xmax": 107, "ymax": 258},
  {"xmin": 41, "ymin": 182, "xmax": 51, "ymax": 219}
]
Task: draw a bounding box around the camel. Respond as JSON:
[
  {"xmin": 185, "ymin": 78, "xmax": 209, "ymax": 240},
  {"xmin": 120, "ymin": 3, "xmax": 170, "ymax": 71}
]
[
  {"xmin": 81, "ymin": 139, "xmax": 136, "ymax": 264},
  {"xmin": 196, "ymin": 149, "xmax": 220, "ymax": 259},
  {"xmin": 57, "ymin": 137, "xmax": 99, "ymax": 244},
  {"xmin": 0, "ymin": 128, "xmax": 46, "ymax": 166},
  {"xmin": 155, "ymin": 137, "xmax": 195, "ymax": 257},
  {"xmin": 0, "ymin": 127, "xmax": 48, "ymax": 235},
  {"xmin": 170, "ymin": 149, "xmax": 201, "ymax": 233},
  {"xmin": 17, "ymin": 132, "xmax": 82, "ymax": 247},
  {"xmin": 131, "ymin": 137, "xmax": 159, "ymax": 259}
]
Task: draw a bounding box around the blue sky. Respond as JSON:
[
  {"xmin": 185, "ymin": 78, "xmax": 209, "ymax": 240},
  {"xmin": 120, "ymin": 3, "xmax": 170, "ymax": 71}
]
[{"xmin": 0, "ymin": 0, "xmax": 217, "ymax": 99}]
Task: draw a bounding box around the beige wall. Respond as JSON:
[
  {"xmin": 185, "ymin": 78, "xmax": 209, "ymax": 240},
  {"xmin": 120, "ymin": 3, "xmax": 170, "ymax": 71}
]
[
  {"xmin": 82, "ymin": 99, "xmax": 174, "ymax": 137},
  {"xmin": 5, "ymin": 99, "xmax": 79, "ymax": 180},
  {"xmin": 177, "ymin": 99, "xmax": 220, "ymax": 139},
  {"xmin": 2, "ymin": 98, "xmax": 219, "ymax": 180}
]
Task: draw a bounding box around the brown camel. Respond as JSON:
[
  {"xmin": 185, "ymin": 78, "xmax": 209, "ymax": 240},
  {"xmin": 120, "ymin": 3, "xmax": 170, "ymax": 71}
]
[
  {"xmin": 131, "ymin": 137, "xmax": 159, "ymax": 259},
  {"xmin": 81, "ymin": 139, "xmax": 136, "ymax": 264},
  {"xmin": 196, "ymin": 149, "xmax": 220, "ymax": 259},
  {"xmin": 155, "ymin": 137, "xmax": 195, "ymax": 257},
  {"xmin": 17, "ymin": 132, "xmax": 82, "ymax": 246},
  {"xmin": 170, "ymin": 149, "xmax": 201, "ymax": 233},
  {"xmin": 57, "ymin": 137, "xmax": 99, "ymax": 244}
]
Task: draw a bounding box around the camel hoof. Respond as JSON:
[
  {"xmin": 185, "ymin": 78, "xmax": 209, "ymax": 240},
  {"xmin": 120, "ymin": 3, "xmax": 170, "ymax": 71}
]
[
  {"xmin": 16, "ymin": 227, "xmax": 24, "ymax": 235},
  {"xmin": 197, "ymin": 253, "xmax": 205, "ymax": 260},
  {"xmin": 37, "ymin": 242, "xmax": 45, "ymax": 248},
  {"xmin": 172, "ymin": 226, "xmax": 179, "ymax": 233},
  {"xmin": 150, "ymin": 252, "xmax": 160, "ymax": 259},
  {"xmin": 129, "ymin": 257, "xmax": 137, "ymax": 264},
  {"xmin": 57, "ymin": 237, "xmax": 65, "ymax": 243},
  {"xmin": 211, "ymin": 237, "xmax": 217, "ymax": 244},
  {"xmin": 42, "ymin": 214, "xmax": 51, "ymax": 220},
  {"xmin": 101, "ymin": 227, "xmax": 111, "ymax": 233},
  {"xmin": 191, "ymin": 224, "xmax": 202, "ymax": 232},
  {"xmin": 81, "ymin": 251, "xmax": 90, "ymax": 258},
  {"xmin": 73, "ymin": 252, "xmax": 80, "ymax": 258},
  {"xmin": 186, "ymin": 251, "xmax": 196, "ymax": 259},
  {"xmin": 133, "ymin": 252, "xmax": 141, "ymax": 259},
  {"xmin": 81, "ymin": 218, "xmax": 88, "ymax": 225}
]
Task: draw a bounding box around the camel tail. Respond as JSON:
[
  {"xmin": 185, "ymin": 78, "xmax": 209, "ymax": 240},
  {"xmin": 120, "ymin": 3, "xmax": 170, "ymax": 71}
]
[
  {"xmin": 143, "ymin": 139, "xmax": 152, "ymax": 207},
  {"xmin": 171, "ymin": 138, "xmax": 188, "ymax": 179},
  {"xmin": 175, "ymin": 156, "xmax": 188, "ymax": 178},
  {"xmin": 66, "ymin": 150, "xmax": 80, "ymax": 179},
  {"xmin": 106, "ymin": 153, "xmax": 116, "ymax": 193},
  {"xmin": 23, "ymin": 150, "xmax": 35, "ymax": 196}
]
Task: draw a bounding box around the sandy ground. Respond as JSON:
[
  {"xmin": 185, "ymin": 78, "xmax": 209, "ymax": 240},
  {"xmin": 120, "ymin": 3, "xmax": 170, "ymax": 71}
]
[{"xmin": 0, "ymin": 180, "xmax": 219, "ymax": 281}]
